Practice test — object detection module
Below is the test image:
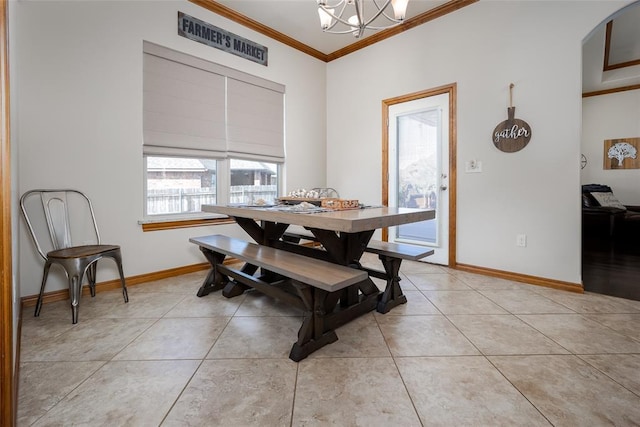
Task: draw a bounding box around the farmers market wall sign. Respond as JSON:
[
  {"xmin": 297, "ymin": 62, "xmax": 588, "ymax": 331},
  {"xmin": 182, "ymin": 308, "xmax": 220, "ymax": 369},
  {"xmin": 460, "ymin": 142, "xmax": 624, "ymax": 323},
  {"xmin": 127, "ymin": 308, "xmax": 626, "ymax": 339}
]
[
  {"xmin": 492, "ymin": 84, "xmax": 532, "ymax": 153},
  {"xmin": 178, "ymin": 12, "xmax": 268, "ymax": 66}
]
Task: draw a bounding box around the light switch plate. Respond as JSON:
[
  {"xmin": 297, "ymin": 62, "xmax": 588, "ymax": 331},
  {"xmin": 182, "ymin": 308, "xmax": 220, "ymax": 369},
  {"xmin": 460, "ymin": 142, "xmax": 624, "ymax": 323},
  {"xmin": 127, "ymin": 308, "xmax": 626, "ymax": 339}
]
[{"xmin": 465, "ymin": 160, "xmax": 482, "ymax": 173}]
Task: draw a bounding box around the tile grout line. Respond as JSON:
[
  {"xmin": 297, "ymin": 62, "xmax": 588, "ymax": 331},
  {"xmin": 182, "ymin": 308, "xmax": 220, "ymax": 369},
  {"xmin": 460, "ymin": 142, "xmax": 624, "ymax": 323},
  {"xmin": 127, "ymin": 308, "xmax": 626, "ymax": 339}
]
[
  {"xmin": 372, "ymin": 309, "xmax": 425, "ymax": 427},
  {"xmin": 482, "ymin": 354, "xmax": 556, "ymax": 426}
]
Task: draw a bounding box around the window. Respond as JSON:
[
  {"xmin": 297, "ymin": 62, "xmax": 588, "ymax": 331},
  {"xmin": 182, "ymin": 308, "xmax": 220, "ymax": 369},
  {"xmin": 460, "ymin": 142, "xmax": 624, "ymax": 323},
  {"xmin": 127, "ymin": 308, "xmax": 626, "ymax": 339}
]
[
  {"xmin": 143, "ymin": 156, "xmax": 279, "ymax": 217},
  {"xmin": 142, "ymin": 42, "xmax": 285, "ymax": 221},
  {"xmin": 145, "ymin": 156, "xmax": 216, "ymax": 216},
  {"xmin": 229, "ymin": 159, "xmax": 278, "ymax": 205}
]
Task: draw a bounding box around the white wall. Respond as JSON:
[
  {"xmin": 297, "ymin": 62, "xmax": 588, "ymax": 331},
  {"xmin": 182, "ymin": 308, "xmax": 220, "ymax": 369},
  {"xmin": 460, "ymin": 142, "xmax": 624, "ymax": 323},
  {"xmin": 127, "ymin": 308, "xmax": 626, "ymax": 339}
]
[
  {"xmin": 582, "ymin": 90, "xmax": 640, "ymax": 204},
  {"xmin": 15, "ymin": 1, "xmax": 327, "ymax": 296},
  {"xmin": 326, "ymin": 0, "xmax": 632, "ymax": 284}
]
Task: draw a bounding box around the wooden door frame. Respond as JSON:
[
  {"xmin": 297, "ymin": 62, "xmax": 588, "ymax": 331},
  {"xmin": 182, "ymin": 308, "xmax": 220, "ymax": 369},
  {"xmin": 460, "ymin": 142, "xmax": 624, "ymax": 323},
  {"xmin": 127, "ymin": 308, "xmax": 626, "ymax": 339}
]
[
  {"xmin": 1, "ymin": 0, "xmax": 14, "ymax": 424},
  {"xmin": 381, "ymin": 83, "xmax": 457, "ymax": 266}
]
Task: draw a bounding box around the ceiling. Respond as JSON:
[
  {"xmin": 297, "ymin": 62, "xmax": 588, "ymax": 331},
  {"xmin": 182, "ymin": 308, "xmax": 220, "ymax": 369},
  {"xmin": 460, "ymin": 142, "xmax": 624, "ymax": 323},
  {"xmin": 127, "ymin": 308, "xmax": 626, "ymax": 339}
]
[
  {"xmin": 194, "ymin": 0, "xmax": 640, "ymax": 92},
  {"xmin": 583, "ymin": 2, "xmax": 640, "ymax": 95},
  {"xmin": 604, "ymin": 3, "xmax": 640, "ymax": 70}
]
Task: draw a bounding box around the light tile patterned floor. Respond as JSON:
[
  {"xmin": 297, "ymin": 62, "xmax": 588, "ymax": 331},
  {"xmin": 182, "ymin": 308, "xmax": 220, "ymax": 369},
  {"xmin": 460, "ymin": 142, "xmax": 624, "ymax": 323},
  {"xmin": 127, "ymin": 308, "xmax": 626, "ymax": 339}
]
[{"xmin": 17, "ymin": 254, "xmax": 640, "ymax": 426}]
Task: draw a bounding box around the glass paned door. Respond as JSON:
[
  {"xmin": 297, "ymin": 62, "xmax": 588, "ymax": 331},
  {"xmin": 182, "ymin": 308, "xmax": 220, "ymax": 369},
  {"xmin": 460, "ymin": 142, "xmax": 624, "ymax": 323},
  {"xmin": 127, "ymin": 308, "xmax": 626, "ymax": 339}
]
[{"xmin": 388, "ymin": 93, "xmax": 449, "ymax": 264}]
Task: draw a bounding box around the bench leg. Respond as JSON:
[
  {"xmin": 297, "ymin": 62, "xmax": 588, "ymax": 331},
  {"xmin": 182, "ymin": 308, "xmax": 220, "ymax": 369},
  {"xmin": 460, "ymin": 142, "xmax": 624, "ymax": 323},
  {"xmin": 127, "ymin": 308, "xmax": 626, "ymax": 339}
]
[
  {"xmin": 289, "ymin": 282, "xmax": 338, "ymax": 362},
  {"xmin": 339, "ymin": 260, "xmax": 378, "ymax": 309},
  {"xmin": 376, "ymin": 255, "xmax": 407, "ymax": 314},
  {"xmin": 197, "ymin": 248, "xmax": 227, "ymax": 297},
  {"xmin": 222, "ymin": 263, "xmax": 256, "ymax": 298},
  {"xmin": 340, "ymin": 285, "xmax": 360, "ymax": 308}
]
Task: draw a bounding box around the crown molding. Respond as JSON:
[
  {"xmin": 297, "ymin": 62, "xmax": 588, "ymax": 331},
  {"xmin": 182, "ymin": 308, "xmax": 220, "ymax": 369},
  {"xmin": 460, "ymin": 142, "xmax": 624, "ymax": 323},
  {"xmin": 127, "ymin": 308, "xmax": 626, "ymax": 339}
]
[
  {"xmin": 582, "ymin": 83, "xmax": 640, "ymax": 98},
  {"xmin": 189, "ymin": 0, "xmax": 477, "ymax": 63}
]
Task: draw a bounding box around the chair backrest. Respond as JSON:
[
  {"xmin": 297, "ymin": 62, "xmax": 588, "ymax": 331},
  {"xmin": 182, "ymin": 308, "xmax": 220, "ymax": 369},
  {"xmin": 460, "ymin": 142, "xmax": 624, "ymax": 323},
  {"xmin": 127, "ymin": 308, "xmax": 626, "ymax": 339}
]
[{"xmin": 20, "ymin": 189, "xmax": 101, "ymax": 259}]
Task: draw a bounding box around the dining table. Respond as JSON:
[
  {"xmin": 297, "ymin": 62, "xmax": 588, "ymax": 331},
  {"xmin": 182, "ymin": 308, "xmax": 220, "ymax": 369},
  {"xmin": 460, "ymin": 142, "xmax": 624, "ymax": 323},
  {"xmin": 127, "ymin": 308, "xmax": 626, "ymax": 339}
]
[
  {"xmin": 202, "ymin": 203, "xmax": 433, "ymax": 260},
  {"xmin": 198, "ymin": 203, "xmax": 435, "ymax": 324}
]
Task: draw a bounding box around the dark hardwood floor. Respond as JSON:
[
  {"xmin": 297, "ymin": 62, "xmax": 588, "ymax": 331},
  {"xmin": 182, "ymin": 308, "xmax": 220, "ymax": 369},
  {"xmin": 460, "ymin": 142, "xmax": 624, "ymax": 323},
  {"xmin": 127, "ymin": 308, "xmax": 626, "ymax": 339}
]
[{"xmin": 582, "ymin": 226, "xmax": 640, "ymax": 301}]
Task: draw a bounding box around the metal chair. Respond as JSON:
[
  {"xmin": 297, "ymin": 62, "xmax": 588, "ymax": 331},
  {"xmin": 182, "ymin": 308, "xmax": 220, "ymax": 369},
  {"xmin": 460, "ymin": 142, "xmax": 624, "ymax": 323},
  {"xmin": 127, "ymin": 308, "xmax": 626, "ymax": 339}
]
[{"xmin": 20, "ymin": 189, "xmax": 128, "ymax": 323}]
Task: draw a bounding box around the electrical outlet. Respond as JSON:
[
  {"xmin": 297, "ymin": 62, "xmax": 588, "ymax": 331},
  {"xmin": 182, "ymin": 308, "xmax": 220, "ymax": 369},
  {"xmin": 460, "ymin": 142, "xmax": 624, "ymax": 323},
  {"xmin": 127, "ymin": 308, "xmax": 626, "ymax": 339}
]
[{"xmin": 516, "ymin": 234, "xmax": 527, "ymax": 247}]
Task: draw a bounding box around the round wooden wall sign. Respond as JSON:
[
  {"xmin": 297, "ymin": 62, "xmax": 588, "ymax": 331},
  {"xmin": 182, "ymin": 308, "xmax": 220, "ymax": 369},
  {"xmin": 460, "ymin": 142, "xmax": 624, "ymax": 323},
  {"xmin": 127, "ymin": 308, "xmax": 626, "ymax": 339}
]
[{"xmin": 492, "ymin": 106, "xmax": 532, "ymax": 153}]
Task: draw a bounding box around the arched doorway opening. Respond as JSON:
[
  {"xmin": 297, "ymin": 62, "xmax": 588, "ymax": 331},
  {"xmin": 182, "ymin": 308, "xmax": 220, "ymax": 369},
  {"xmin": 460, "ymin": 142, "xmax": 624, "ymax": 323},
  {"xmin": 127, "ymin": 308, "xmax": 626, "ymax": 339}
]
[{"xmin": 581, "ymin": 0, "xmax": 640, "ymax": 301}]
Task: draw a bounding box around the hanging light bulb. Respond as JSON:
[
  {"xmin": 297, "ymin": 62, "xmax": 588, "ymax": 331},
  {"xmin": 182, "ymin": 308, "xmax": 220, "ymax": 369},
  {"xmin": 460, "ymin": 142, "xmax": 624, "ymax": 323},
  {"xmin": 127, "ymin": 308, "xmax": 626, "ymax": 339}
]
[
  {"xmin": 318, "ymin": 7, "xmax": 334, "ymax": 29},
  {"xmin": 391, "ymin": 0, "xmax": 409, "ymax": 20}
]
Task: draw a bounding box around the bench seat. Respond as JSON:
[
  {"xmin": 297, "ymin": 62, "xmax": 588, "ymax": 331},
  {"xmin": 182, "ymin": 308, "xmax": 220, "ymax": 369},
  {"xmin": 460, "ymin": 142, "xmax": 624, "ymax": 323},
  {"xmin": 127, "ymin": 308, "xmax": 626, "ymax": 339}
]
[
  {"xmin": 190, "ymin": 234, "xmax": 368, "ymax": 361},
  {"xmin": 365, "ymin": 240, "xmax": 434, "ymax": 260},
  {"xmin": 281, "ymin": 228, "xmax": 318, "ymax": 243},
  {"xmin": 191, "ymin": 234, "xmax": 365, "ymax": 292}
]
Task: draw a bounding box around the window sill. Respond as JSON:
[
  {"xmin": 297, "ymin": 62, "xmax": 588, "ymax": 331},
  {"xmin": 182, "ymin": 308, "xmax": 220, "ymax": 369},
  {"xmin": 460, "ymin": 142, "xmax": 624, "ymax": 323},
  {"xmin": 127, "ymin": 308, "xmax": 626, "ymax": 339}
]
[{"xmin": 139, "ymin": 214, "xmax": 234, "ymax": 232}]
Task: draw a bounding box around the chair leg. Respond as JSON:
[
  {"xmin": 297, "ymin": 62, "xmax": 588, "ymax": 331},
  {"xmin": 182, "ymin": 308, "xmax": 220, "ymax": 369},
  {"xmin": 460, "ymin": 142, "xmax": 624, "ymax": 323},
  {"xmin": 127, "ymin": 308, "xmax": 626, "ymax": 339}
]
[
  {"xmin": 108, "ymin": 250, "xmax": 128, "ymax": 303},
  {"xmin": 35, "ymin": 262, "xmax": 52, "ymax": 317},
  {"xmin": 119, "ymin": 263, "xmax": 129, "ymax": 304},
  {"xmin": 68, "ymin": 274, "xmax": 82, "ymax": 324},
  {"xmin": 86, "ymin": 262, "xmax": 97, "ymax": 297}
]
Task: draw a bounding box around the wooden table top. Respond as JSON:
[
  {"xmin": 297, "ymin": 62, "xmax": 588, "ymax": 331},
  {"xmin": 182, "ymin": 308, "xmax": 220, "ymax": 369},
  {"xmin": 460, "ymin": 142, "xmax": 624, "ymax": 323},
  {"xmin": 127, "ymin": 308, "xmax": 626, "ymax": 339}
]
[{"xmin": 202, "ymin": 205, "xmax": 435, "ymax": 233}]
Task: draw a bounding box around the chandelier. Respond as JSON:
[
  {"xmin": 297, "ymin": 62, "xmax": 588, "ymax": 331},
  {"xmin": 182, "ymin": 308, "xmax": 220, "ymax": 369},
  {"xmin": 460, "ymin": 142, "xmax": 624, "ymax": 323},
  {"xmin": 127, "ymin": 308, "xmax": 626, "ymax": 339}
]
[{"xmin": 317, "ymin": 0, "xmax": 410, "ymax": 39}]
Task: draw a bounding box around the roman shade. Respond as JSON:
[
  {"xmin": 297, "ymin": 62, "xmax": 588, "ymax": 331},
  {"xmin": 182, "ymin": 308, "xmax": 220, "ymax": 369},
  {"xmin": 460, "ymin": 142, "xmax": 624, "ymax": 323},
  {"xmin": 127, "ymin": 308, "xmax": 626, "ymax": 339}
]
[
  {"xmin": 227, "ymin": 78, "xmax": 285, "ymax": 161},
  {"xmin": 142, "ymin": 41, "xmax": 285, "ymax": 162}
]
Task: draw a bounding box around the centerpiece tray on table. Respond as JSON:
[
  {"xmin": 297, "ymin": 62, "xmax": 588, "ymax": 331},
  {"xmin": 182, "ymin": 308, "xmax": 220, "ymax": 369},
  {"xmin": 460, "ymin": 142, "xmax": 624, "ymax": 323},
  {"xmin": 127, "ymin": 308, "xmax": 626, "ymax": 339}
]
[{"xmin": 277, "ymin": 197, "xmax": 361, "ymax": 210}]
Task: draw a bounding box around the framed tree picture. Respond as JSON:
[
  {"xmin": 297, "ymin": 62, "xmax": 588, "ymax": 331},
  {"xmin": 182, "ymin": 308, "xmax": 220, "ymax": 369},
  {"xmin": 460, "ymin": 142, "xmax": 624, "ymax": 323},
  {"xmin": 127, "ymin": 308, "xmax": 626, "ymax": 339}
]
[{"xmin": 603, "ymin": 138, "xmax": 640, "ymax": 169}]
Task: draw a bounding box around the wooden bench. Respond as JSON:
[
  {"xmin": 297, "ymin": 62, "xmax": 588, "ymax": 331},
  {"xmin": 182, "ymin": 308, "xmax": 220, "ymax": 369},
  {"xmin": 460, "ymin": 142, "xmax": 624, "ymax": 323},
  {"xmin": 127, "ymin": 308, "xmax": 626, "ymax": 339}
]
[
  {"xmin": 279, "ymin": 231, "xmax": 434, "ymax": 313},
  {"xmin": 281, "ymin": 228, "xmax": 318, "ymax": 244},
  {"xmin": 366, "ymin": 240, "xmax": 434, "ymax": 260},
  {"xmin": 363, "ymin": 240, "xmax": 434, "ymax": 313},
  {"xmin": 189, "ymin": 234, "xmax": 368, "ymax": 361}
]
